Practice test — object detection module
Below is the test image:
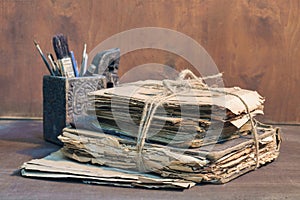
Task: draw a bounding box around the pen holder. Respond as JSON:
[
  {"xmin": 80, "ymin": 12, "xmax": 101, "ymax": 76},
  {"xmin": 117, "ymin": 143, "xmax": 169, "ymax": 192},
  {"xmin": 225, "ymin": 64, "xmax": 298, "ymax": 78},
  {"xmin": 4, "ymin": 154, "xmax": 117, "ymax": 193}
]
[{"xmin": 43, "ymin": 75, "xmax": 106, "ymax": 145}]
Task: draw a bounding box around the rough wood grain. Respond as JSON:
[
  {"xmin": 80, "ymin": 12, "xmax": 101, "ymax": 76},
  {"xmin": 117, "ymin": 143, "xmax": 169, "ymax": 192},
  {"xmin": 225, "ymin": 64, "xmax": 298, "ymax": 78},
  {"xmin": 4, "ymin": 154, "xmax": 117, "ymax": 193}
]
[{"xmin": 0, "ymin": 0, "xmax": 299, "ymax": 122}]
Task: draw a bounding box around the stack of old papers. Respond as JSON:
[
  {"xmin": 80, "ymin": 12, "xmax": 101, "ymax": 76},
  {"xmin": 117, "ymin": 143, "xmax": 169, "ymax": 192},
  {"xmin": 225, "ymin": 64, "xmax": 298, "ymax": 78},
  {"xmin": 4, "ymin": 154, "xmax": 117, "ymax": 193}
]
[
  {"xmin": 21, "ymin": 123, "xmax": 280, "ymax": 188},
  {"xmin": 56, "ymin": 123, "xmax": 280, "ymax": 184},
  {"xmin": 87, "ymin": 79, "xmax": 265, "ymax": 148},
  {"xmin": 21, "ymin": 71, "xmax": 281, "ymax": 189},
  {"xmin": 21, "ymin": 151, "xmax": 195, "ymax": 189}
]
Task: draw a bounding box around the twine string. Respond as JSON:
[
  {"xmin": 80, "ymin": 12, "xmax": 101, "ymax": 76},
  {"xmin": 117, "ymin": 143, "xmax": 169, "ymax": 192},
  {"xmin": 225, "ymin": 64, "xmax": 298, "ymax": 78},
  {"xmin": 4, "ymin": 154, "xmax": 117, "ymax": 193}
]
[{"xmin": 135, "ymin": 69, "xmax": 260, "ymax": 171}]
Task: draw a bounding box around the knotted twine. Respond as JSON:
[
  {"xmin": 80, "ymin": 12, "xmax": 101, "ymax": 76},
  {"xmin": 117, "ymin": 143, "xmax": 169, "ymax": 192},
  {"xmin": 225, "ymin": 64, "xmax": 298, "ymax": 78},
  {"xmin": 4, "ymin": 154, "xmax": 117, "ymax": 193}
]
[{"xmin": 135, "ymin": 69, "xmax": 260, "ymax": 172}]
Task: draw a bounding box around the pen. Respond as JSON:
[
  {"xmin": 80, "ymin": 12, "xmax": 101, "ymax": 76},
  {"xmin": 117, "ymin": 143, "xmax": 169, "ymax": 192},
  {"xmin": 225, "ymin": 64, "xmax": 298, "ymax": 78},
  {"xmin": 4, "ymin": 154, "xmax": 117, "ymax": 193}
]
[
  {"xmin": 70, "ymin": 51, "xmax": 79, "ymax": 77},
  {"xmin": 34, "ymin": 40, "xmax": 55, "ymax": 76},
  {"xmin": 79, "ymin": 43, "xmax": 87, "ymax": 76}
]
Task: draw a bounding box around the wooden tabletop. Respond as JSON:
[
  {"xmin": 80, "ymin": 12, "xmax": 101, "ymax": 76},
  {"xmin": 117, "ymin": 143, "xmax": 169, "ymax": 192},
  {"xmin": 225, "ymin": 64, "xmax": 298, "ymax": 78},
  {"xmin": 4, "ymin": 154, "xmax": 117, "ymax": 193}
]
[{"xmin": 0, "ymin": 120, "xmax": 299, "ymax": 200}]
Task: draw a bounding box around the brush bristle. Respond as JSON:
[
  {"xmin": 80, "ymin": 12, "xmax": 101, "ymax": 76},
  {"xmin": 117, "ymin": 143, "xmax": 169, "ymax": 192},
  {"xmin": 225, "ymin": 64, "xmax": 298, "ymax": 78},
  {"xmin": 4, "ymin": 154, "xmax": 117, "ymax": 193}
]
[{"xmin": 52, "ymin": 33, "xmax": 70, "ymax": 59}]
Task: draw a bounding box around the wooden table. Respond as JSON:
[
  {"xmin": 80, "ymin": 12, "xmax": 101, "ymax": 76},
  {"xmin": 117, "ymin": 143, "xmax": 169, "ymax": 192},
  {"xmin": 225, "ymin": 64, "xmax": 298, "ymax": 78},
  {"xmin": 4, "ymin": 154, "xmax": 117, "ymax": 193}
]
[{"xmin": 0, "ymin": 120, "xmax": 299, "ymax": 200}]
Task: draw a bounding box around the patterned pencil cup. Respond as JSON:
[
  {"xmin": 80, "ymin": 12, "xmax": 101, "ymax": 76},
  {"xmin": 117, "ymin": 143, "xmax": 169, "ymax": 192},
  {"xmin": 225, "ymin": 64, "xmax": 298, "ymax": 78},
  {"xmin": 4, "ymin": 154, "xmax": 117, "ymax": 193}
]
[{"xmin": 43, "ymin": 75, "xmax": 106, "ymax": 145}]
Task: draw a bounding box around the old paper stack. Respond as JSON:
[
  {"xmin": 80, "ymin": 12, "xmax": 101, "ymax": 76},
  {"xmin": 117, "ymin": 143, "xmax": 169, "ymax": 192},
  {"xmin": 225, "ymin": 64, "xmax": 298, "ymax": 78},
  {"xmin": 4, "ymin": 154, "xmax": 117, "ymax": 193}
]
[
  {"xmin": 86, "ymin": 78, "xmax": 265, "ymax": 148},
  {"xmin": 57, "ymin": 122, "xmax": 280, "ymax": 184},
  {"xmin": 21, "ymin": 123, "xmax": 280, "ymax": 188},
  {"xmin": 21, "ymin": 151, "xmax": 195, "ymax": 189},
  {"xmin": 21, "ymin": 70, "xmax": 281, "ymax": 189}
]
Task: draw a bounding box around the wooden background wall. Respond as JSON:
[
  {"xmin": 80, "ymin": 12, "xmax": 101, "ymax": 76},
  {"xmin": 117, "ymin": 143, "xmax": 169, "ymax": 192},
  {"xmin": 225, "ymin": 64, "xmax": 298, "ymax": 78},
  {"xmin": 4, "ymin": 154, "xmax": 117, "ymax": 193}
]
[{"xmin": 0, "ymin": 0, "xmax": 299, "ymax": 123}]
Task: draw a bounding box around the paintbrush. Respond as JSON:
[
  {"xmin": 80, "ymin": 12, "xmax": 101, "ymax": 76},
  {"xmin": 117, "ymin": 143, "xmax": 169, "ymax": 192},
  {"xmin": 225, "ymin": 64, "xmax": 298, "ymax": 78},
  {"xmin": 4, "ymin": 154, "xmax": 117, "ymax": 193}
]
[
  {"xmin": 47, "ymin": 53, "xmax": 61, "ymax": 76},
  {"xmin": 52, "ymin": 34, "xmax": 75, "ymax": 78},
  {"xmin": 33, "ymin": 40, "xmax": 55, "ymax": 76}
]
